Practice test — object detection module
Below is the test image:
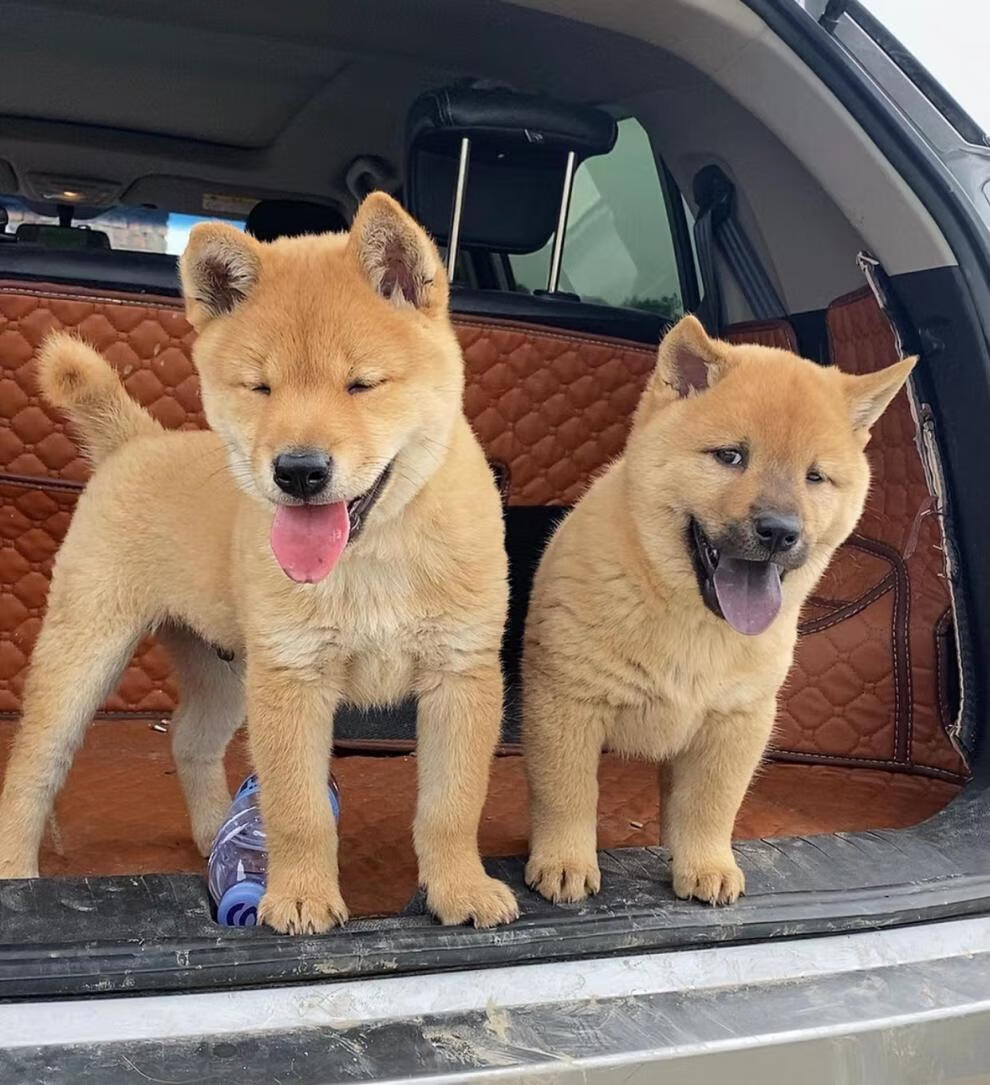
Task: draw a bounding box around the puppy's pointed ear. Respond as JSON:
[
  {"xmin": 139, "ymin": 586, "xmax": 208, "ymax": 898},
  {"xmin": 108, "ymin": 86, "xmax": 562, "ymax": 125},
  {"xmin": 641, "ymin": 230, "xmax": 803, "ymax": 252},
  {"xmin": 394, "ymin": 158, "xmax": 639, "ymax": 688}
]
[
  {"xmin": 347, "ymin": 192, "xmax": 446, "ymax": 315},
  {"xmin": 843, "ymin": 356, "xmax": 917, "ymax": 434},
  {"xmin": 180, "ymin": 223, "xmax": 261, "ymax": 331},
  {"xmin": 656, "ymin": 315, "xmax": 731, "ymax": 396},
  {"xmin": 636, "ymin": 316, "xmax": 732, "ymax": 425}
]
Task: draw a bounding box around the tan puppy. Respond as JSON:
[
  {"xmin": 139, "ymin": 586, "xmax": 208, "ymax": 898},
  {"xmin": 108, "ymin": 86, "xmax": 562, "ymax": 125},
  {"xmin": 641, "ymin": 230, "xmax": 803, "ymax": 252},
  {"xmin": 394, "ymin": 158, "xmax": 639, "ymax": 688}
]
[
  {"xmin": 0, "ymin": 192, "xmax": 519, "ymax": 933},
  {"xmin": 523, "ymin": 315, "xmax": 915, "ymax": 906}
]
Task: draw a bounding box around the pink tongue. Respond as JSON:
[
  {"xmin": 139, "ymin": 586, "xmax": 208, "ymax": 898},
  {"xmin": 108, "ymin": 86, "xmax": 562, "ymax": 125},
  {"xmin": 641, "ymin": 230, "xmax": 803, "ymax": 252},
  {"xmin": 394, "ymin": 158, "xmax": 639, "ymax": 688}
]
[
  {"xmin": 713, "ymin": 558, "xmax": 782, "ymax": 636},
  {"xmin": 270, "ymin": 503, "xmax": 350, "ymax": 583}
]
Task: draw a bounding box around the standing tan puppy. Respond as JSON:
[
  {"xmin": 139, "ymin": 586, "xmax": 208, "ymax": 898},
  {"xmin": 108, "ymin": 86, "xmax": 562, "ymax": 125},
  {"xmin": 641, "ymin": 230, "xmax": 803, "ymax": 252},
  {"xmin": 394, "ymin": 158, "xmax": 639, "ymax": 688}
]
[
  {"xmin": 0, "ymin": 193, "xmax": 518, "ymax": 933},
  {"xmin": 524, "ymin": 315, "xmax": 915, "ymax": 906}
]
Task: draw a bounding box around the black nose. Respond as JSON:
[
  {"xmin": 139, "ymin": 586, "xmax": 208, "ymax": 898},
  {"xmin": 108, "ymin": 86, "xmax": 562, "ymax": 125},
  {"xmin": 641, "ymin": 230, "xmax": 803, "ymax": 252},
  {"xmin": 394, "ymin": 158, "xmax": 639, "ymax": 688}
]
[
  {"xmin": 273, "ymin": 451, "xmax": 332, "ymax": 499},
  {"xmin": 753, "ymin": 512, "xmax": 802, "ymax": 553}
]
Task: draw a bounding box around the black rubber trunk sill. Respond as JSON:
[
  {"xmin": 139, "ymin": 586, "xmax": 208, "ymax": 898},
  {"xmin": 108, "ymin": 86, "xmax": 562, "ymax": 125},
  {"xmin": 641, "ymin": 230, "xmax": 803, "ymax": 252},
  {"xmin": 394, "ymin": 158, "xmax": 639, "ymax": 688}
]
[{"xmin": 2, "ymin": 778, "xmax": 989, "ymax": 1000}]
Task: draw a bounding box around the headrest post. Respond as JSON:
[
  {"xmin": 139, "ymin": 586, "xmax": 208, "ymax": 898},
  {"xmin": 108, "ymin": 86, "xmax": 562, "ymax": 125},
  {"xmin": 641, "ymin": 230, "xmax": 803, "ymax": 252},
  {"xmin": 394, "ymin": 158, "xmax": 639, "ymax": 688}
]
[
  {"xmin": 445, "ymin": 136, "xmax": 472, "ymax": 280},
  {"xmin": 546, "ymin": 150, "xmax": 576, "ymax": 293}
]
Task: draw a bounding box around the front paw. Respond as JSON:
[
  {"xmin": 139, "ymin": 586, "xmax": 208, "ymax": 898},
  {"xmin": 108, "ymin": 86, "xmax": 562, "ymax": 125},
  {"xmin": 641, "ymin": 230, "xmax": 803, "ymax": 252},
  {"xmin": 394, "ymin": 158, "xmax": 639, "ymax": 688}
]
[
  {"xmin": 259, "ymin": 876, "xmax": 349, "ymax": 934},
  {"xmin": 426, "ymin": 871, "xmax": 519, "ymax": 928},
  {"xmin": 525, "ymin": 851, "xmax": 601, "ymax": 904},
  {"xmin": 673, "ymin": 856, "xmax": 745, "ymax": 905}
]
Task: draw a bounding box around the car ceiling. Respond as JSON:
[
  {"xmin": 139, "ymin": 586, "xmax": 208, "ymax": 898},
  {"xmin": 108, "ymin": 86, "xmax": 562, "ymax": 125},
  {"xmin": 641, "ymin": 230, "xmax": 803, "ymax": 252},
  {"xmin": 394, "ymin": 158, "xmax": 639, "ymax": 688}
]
[
  {"xmin": 2, "ymin": 0, "xmax": 693, "ymax": 217},
  {"xmin": 7, "ymin": 0, "xmax": 952, "ymax": 313}
]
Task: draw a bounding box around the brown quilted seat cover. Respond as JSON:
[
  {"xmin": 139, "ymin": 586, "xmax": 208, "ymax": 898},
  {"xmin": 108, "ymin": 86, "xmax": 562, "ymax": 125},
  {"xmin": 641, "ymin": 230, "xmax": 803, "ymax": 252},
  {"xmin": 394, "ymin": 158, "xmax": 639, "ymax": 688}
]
[
  {"xmin": 0, "ymin": 284, "xmax": 968, "ymax": 783},
  {"xmin": 0, "ymin": 285, "xmax": 660, "ymax": 505},
  {"xmin": 0, "ymin": 283, "xmax": 657, "ymax": 715},
  {"xmin": 772, "ymin": 288, "xmax": 966, "ymax": 781},
  {"xmin": 723, "ymin": 318, "xmax": 798, "ymax": 351},
  {"xmin": 460, "ymin": 318, "xmax": 658, "ymax": 506}
]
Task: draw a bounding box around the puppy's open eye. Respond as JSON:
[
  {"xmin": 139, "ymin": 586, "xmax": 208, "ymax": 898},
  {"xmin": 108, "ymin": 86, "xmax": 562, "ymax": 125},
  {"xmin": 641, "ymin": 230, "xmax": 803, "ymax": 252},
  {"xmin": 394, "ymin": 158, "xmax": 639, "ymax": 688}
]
[
  {"xmin": 250, "ymin": 384, "xmax": 271, "ymax": 396},
  {"xmin": 348, "ymin": 378, "xmax": 383, "ymax": 395},
  {"xmin": 806, "ymin": 467, "xmax": 827, "ymax": 484},
  {"xmin": 712, "ymin": 447, "xmax": 745, "ymax": 468}
]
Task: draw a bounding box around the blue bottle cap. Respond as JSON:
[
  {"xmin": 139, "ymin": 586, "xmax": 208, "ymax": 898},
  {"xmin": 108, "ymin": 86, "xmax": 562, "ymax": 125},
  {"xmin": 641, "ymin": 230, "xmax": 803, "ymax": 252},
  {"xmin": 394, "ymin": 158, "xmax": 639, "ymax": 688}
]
[{"xmin": 217, "ymin": 879, "xmax": 264, "ymax": 926}]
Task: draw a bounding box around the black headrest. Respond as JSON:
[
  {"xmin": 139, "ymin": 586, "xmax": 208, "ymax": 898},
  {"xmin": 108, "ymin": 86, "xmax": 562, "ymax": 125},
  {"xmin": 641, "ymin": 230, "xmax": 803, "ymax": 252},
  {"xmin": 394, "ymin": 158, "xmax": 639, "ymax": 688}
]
[
  {"xmin": 406, "ymin": 86, "xmax": 616, "ymax": 254},
  {"xmin": 245, "ymin": 199, "xmax": 347, "ymax": 242}
]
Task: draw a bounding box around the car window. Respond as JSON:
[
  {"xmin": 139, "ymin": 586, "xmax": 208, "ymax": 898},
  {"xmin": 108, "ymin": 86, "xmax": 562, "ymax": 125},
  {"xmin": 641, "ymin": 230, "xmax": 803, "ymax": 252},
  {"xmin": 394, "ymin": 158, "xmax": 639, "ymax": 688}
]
[
  {"xmin": 0, "ymin": 196, "xmax": 245, "ymax": 255},
  {"xmin": 857, "ymin": 0, "xmax": 990, "ymax": 137},
  {"xmin": 508, "ymin": 117, "xmax": 691, "ymax": 320}
]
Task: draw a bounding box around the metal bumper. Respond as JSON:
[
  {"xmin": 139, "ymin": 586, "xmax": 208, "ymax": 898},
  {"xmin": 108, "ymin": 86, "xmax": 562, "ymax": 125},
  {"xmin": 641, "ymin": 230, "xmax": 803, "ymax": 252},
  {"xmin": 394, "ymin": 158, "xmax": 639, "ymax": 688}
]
[{"xmin": 2, "ymin": 916, "xmax": 990, "ymax": 1082}]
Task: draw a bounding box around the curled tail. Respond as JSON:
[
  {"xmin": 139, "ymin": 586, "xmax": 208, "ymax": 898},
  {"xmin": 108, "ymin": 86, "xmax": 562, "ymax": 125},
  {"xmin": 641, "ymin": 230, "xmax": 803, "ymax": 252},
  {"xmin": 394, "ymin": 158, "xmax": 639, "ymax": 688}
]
[{"xmin": 37, "ymin": 332, "xmax": 164, "ymax": 466}]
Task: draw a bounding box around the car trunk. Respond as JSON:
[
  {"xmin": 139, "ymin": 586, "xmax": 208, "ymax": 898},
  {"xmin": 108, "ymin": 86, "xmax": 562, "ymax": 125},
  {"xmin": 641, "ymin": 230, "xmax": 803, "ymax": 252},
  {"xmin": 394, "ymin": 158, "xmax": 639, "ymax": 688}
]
[
  {"xmin": 0, "ymin": 271, "xmax": 983, "ymax": 997},
  {"xmin": 2, "ymin": 0, "xmax": 990, "ymax": 1002}
]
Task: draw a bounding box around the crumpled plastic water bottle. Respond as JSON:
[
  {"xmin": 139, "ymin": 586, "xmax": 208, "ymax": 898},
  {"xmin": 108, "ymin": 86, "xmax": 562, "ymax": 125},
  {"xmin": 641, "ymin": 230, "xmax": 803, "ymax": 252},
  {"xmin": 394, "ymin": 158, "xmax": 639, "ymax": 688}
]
[{"xmin": 208, "ymin": 773, "xmax": 341, "ymax": 926}]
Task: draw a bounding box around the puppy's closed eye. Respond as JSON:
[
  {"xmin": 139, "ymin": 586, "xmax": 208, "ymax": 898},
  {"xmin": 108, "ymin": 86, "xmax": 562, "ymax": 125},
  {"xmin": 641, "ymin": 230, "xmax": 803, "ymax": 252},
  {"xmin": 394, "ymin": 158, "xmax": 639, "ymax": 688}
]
[{"xmin": 348, "ymin": 378, "xmax": 386, "ymax": 395}]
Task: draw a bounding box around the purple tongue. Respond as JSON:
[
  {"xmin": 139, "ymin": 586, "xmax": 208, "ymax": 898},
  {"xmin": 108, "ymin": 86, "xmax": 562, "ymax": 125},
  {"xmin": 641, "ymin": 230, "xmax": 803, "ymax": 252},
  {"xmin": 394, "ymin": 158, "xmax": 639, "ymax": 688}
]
[{"xmin": 712, "ymin": 558, "xmax": 782, "ymax": 636}]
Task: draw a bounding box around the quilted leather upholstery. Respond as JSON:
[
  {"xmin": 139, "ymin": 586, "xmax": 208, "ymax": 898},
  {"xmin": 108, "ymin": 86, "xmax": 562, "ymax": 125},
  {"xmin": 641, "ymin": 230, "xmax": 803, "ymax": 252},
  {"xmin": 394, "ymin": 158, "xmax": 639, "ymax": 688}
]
[
  {"xmin": 460, "ymin": 318, "xmax": 657, "ymax": 506},
  {"xmin": 723, "ymin": 318, "xmax": 798, "ymax": 352},
  {"xmin": 0, "ymin": 284, "xmax": 658, "ymax": 715},
  {"xmin": 779, "ymin": 287, "xmax": 965, "ymax": 780},
  {"xmin": 0, "ymin": 283, "xmax": 969, "ymax": 782},
  {"xmin": 0, "ymin": 284, "xmax": 203, "ymax": 486}
]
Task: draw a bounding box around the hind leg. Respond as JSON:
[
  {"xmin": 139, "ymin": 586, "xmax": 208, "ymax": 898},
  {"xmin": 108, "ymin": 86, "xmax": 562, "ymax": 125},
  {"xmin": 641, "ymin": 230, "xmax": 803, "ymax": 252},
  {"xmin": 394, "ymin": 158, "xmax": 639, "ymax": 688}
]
[
  {"xmin": 0, "ymin": 579, "xmax": 147, "ymax": 878},
  {"xmin": 160, "ymin": 628, "xmax": 245, "ymax": 855}
]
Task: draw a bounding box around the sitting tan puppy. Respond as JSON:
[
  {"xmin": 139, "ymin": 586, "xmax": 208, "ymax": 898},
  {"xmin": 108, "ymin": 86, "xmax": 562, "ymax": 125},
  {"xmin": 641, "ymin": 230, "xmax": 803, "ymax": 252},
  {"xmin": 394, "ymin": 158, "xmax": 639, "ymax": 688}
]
[
  {"xmin": 523, "ymin": 315, "xmax": 914, "ymax": 905},
  {"xmin": 0, "ymin": 193, "xmax": 518, "ymax": 933}
]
